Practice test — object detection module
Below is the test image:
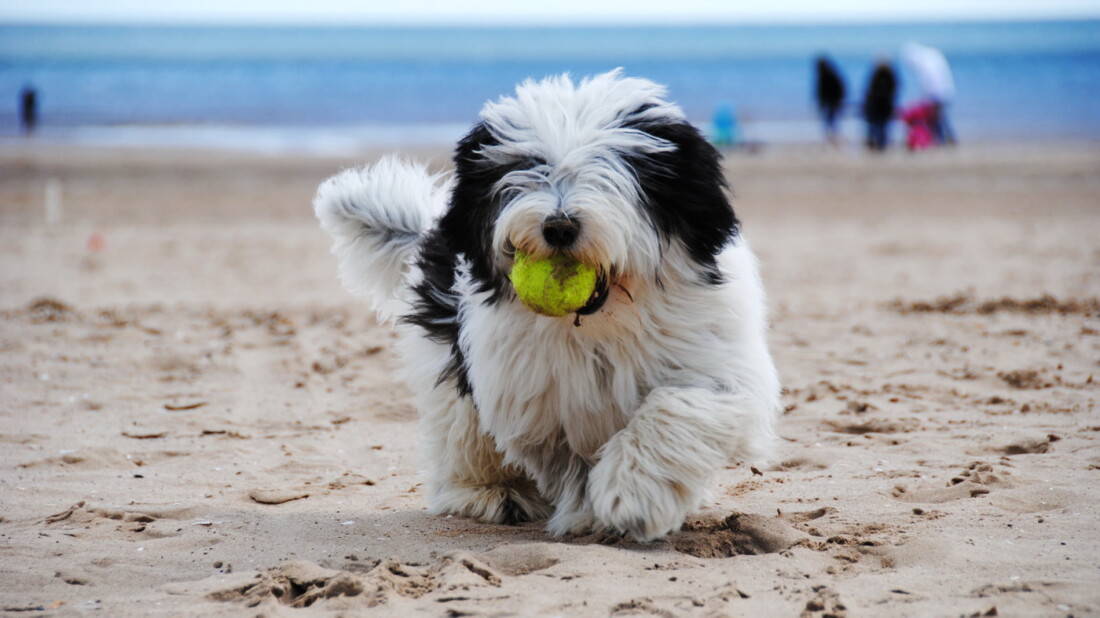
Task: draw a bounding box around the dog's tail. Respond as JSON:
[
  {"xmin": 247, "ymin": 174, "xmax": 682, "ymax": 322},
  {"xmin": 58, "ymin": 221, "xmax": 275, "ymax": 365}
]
[{"xmin": 313, "ymin": 156, "xmax": 451, "ymax": 321}]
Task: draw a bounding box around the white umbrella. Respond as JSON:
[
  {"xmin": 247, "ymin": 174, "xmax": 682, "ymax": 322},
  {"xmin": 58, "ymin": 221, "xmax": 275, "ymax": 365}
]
[{"xmin": 902, "ymin": 42, "xmax": 955, "ymax": 103}]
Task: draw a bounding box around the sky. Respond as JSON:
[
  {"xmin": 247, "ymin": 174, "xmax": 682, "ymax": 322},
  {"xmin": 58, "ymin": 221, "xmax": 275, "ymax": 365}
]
[{"xmin": 4, "ymin": 0, "xmax": 1100, "ymax": 24}]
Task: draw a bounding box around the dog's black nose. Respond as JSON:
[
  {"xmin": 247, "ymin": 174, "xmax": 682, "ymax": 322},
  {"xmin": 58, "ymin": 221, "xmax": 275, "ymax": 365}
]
[{"xmin": 542, "ymin": 214, "xmax": 580, "ymax": 248}]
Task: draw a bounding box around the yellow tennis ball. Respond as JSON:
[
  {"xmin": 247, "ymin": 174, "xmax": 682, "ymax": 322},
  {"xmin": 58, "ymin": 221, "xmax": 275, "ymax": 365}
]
[{"xmin": 509, "ymin": 250, "xmax": 597, "ymax": 317}]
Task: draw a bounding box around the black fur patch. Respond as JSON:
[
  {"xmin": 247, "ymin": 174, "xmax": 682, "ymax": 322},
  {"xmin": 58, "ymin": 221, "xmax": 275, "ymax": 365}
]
[
  {"xmin": 402, "ymin": 123, "xmax": 505, "ymax": 396},
  {"xmin": 401, "ymin": 225, "xmax": 473, "ymax": 396},
  {"xmin": 437, "ymin": 122, "xmax": 513, "ymax": 301},
  {"xmin": 625, "ymin": 118, "xmax": 739, "ymax": 284}
]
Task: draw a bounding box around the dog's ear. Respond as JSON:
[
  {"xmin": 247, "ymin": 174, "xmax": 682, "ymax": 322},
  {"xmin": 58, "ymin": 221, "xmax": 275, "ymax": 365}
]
[
  {"xmin": 438, "ymin": 122, "xmax": 507, "ymax": 295},
  {"xmin": 626, "ymin": 119, "xmax": 739, "ymax": 283}
]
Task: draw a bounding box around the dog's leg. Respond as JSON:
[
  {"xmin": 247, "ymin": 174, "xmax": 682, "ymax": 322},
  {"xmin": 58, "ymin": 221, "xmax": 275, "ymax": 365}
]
[
  {"xmin": 587, "ymin": 386, "xmax": 774, "ymax": 541},
  {"xmin": 420, "ymin": 387, "xmax": 551, "ymax": 525},
  {"xmin": 512, "ymin": 442, "xmax": 596, "ymax": 537}
]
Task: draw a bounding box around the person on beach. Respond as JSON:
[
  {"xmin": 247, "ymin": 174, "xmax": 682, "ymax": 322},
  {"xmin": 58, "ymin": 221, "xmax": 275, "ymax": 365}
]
[
  {"xmin": 19, "ymin": 84, "xmax": 38, "ymax": 135},
  {"xmin": 902, "ymin": 42, "xmax": 957, "ymax": 145},
  {"xmin": 862, "ymin": 60, "xmax": 897, "ymax": 151},
  {"xmin": 711, "ymin": 103, "xmax": 739, "ymax": 148},
  {"xmin": 814, "ymin": 55, "xmax": 846, "ymax": 146},
  {"xmin": 900, "ymin": 101, "xmax": 936, "ymax": 150}
]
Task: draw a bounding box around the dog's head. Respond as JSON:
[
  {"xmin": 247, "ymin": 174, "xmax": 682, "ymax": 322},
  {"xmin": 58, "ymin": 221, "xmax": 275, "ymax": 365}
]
[{"xmin": 439, "ymin": 69, "xmax": 739, "ymax": 315}]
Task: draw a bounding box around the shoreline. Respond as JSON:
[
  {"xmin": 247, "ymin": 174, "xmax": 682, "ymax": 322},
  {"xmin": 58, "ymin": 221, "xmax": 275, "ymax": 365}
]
[
  {"xmin": 5, "ymin": 121, "xmax": 1098, "ymax": 158},
  {"xmin": 3, "ymin": 136, "xmax": 1098, "ymax": 170}
]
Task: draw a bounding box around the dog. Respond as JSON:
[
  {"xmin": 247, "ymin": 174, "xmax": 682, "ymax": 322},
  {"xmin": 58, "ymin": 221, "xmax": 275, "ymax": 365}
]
[{"xmin": 314, "ymin": 69, "xmax": 779, "ymax": 541}]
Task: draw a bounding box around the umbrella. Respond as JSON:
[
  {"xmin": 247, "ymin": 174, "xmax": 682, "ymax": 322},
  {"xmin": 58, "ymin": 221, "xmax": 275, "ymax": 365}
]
[{"xmin": 902, "ymin": 42, "xmax": 955, "ymax": 103}]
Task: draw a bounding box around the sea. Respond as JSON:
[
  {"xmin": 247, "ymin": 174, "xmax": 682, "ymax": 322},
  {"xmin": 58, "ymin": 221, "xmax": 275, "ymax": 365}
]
[{"xmin": 1, "ymin": 20, "xmax": 1098, "ymax": 153}]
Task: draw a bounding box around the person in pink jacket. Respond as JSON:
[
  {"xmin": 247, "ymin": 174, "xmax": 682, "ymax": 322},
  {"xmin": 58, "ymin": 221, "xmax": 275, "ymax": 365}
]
[{"xmin": 902, "ymin": 42, "xmax": 957, "ymax": 145}]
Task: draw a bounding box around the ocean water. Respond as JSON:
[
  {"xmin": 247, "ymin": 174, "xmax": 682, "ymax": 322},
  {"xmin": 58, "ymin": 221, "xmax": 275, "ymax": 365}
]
[{"xmin": 1, "ymin": 20, "xmax": 1098, "ymax": 151}]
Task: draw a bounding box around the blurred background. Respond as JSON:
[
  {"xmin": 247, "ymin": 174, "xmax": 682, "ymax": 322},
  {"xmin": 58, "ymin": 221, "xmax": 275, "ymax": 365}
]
[{"xmin": 2, "ymin": 1, "xmax": 1098, "ymax": 153}]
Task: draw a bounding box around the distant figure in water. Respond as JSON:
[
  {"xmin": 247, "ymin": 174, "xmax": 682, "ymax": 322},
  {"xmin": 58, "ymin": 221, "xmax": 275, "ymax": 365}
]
[
  {"xmin": 814, "ymin": 55, "xmax": 846, "ymax": 146},
  {"xmin": 862, "ymin": 60, "xmax": 897, "ymax": 151},
  {"xmin": 711, "ymin": 103, "xmax": 739, "ymax": 148},
  {"xmin": 20, "ymin": 84, "xmax": 38, "ymax": 135},
  {"xmin": 902, "ymin": 42, "xmax": 957, "ymax": 146}
]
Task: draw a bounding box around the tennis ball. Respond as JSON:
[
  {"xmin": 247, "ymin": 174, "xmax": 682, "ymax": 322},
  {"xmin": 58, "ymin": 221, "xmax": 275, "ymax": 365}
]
[{"xmin": 509, "ymin": 250, "xmax": 597, "ymax": 317}]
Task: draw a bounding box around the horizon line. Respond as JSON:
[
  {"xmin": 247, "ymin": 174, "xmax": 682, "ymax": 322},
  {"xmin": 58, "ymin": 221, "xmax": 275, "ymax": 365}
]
[{"xmin": 3, "ymin": 12, "xmax": 1100, "ymax": 28}]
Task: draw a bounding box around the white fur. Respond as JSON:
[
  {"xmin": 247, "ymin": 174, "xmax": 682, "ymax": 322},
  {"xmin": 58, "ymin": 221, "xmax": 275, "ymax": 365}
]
[
  {"xmin": 313, "ymin": 156, "xmax": 451, "ymax": 321},
  {"xmin": 315, "ymin": 70, "xmax": 780, "ymax": 541}
]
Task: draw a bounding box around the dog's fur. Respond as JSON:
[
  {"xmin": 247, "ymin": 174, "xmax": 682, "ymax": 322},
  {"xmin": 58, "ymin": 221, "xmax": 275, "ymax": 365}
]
[{"xmin": 314, "ymin": 70, "xmax": 779, "ymax": 541}]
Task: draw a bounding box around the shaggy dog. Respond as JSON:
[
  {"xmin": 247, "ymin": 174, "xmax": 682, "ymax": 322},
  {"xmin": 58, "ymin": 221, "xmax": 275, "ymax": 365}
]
[{"xmin": 314, "ymin": 70, "xmax": 779, "ymax": 541}]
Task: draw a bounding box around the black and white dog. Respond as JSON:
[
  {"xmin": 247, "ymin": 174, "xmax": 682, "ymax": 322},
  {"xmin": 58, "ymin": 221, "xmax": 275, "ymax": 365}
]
[{"xmin": 314, "ymin": 70, "xmax": 779, "ymax": 541}]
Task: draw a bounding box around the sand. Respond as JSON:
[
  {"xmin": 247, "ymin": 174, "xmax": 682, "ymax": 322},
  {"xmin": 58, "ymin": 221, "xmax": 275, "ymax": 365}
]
[{"xmin": 1, "ymin": 141, "xmax": 1098, "ymax": 616}]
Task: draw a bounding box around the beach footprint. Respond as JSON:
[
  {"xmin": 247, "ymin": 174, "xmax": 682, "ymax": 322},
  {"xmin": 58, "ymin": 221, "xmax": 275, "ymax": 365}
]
[
  {"xmin": 891, "ymin": 461, "xmax": 1012, "ymax": 503},
  {"xmin": 201, "ymin": 560, "xmax": 376, "ymax": 609},
  {"xmin": 480, "ymin": 543, "xmax": 560, "ymax": 576},
  {"xmin": 42, "ymin": 501, "xmax": 200, "ymax": 540},
  {"xmin": 668, "ymin": 512, "xmax": 809, "ymax": 558}
]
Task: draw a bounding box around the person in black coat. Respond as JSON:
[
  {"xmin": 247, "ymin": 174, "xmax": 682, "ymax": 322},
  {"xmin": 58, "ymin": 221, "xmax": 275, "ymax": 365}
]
[
  {"xmin": 862, "ymin": 61, "xmax": 897, "ymax": 151},
  {"xmin": 814, "ymin": 55, "xmax": 846, "ymax": 145},
  {"xmin": 20, "ymin": 84, "xmax": 38, "ymax": 135}
]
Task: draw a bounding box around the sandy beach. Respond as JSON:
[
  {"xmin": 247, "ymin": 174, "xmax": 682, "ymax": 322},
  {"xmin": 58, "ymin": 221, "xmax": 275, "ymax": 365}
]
[{"xmin": 1, "ymin": 141, "xmax": 1098, "ymax": 616}]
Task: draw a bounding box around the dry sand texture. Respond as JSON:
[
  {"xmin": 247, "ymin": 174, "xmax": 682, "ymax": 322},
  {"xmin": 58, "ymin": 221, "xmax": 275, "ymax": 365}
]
[{"xmin": 1, "ymin": 143, "xmax": 1098, "ymax": 616}]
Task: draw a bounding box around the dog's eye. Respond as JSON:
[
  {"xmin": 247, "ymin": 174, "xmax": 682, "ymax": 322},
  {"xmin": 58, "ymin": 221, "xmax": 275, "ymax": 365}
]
[{"xmin": 503, "ymin": 239, "xmax": 516, "ymax": 257}]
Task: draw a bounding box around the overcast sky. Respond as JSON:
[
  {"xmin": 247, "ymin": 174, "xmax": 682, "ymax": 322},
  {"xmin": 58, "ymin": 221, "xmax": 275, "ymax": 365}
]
[{"xmin": 4, "ymin": 0, "xmax": 1100, "ymax": 24}]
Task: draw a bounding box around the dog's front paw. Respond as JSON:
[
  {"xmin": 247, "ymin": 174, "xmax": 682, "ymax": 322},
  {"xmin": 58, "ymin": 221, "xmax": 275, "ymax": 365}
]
[{"xmin": 587, "ymin": 450, "xmax": 697, "ymax": 542}]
